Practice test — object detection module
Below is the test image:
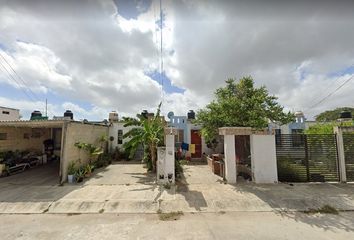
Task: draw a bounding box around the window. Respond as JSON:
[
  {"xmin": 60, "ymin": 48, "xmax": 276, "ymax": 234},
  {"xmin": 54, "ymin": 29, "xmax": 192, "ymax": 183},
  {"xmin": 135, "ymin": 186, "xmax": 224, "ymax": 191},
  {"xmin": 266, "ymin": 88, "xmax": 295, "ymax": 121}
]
[
  {"xmin": 117, "ymin": 130, "xmax": 123, "ymax": 144},
  {"xmin": 2, "ymin": 111, "xmax": 10, "ymax": 115},
  {"xmin": 0, "ymin": 133, "xmax": 7, "ymax": 140}
]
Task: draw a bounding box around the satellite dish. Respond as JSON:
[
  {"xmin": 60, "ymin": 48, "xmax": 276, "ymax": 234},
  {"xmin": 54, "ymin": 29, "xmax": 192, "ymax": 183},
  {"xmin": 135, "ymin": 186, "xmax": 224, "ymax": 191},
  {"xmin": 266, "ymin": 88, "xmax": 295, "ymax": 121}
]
[{"xmin": 167, "ymin": 111, "xmax": 174, "ymax": 119}]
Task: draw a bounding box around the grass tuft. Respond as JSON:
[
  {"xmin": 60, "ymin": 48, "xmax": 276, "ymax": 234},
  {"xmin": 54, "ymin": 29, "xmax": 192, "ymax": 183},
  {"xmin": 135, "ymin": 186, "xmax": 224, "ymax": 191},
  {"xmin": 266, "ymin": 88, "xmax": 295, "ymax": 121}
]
[
  {"xmin": 157, "ymin": 211, "xmax": 184, "ymax": 221},
  {"xmin": 304, "ymin": 205, "xmax": 339, "ymax": 215}
]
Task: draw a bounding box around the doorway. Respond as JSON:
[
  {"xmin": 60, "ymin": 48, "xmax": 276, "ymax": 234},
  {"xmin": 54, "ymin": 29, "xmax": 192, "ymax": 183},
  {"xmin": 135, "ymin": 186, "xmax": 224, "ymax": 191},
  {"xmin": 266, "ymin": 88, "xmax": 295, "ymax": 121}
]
[{"xmin": 191, "ymin": 130, "xmax": 202, "ymax": 158}]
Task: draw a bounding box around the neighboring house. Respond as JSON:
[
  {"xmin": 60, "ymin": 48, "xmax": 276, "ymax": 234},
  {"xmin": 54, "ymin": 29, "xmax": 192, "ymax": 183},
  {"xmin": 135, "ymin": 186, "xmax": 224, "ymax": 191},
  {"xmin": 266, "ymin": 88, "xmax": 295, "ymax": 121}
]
[
  {"xmin": 269, "ymin": 111, "xmax": 316, "ymax": 135},
  {"xmin": 0, "ymin": 118, "xmax": 108, "ymax": 183},
  {"xmin": 107, "ymin": 111, "xmax": 143, "ymax": 159},
  {"xmin": 167, "ymin": 110, "xmax": 223, "ymax": 159},
  {"xmin": 0, "ymin": 106, "xmax": 20, "ymax": 121}
]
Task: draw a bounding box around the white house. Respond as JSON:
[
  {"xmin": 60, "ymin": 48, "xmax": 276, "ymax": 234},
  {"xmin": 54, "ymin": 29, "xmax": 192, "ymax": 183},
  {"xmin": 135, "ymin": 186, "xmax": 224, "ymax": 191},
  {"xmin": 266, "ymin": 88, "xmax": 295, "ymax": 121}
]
[{"xmin": 0, "ymin": 106, "xmax": 20, "ymax": 121}]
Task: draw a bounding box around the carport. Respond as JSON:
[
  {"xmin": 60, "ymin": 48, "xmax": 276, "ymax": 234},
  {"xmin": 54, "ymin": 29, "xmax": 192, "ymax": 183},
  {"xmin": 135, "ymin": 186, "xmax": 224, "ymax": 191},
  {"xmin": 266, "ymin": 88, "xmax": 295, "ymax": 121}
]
[
  {"xmin": 0, "ymin": 120, "xmax": 66, "ymax": 184},
  {"xmin": 0, "ymin": 120, "xmax": 109, "ymax": 183}
]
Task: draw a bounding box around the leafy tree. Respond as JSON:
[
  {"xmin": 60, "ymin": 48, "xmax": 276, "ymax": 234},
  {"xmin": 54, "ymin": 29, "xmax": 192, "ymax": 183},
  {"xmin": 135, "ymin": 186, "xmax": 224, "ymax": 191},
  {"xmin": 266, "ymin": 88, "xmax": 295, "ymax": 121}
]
[
  {"xmin": 195, "ymin": 77, "xmax": 294, "ymax": 142},
  {"xmin": 305, "ymin": 121, "xmax": 354, "ymax": 134},
  {"xmin": 123, "ymin": 103, "xmax": 164, "ymax": 172},
  {"xmin": 315, "ymin": 107, "xmax": 354, "ymax": 122}
]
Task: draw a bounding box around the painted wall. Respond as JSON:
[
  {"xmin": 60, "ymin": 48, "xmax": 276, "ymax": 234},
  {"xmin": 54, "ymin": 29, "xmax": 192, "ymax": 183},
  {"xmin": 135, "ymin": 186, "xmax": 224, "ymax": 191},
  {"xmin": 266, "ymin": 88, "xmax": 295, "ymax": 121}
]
[
  {"xmin": 250, "ymin": 135, "xmax": 278, "ymax": 183},
  {"xmin": 0, "ymin": 107, "xmax": 20, "ymax": 121},
  {"xmin": 0, "ymin": 127, "xmax": 51, "ymax": 152},
  {"xmin": 108, "ymin": 122, "xmax": 136, "ymax": 151},
  {"xmin": 61, "ymin": 122, "xmax": 108, "ymax": 183}
]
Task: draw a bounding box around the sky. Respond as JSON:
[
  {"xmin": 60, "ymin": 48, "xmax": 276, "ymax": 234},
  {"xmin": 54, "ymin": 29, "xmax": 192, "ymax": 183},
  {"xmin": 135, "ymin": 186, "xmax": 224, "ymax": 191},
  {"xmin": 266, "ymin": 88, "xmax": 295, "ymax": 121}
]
[{"xmin": 0, "ymin": 0, "xmax": 354, "ymax": 121}]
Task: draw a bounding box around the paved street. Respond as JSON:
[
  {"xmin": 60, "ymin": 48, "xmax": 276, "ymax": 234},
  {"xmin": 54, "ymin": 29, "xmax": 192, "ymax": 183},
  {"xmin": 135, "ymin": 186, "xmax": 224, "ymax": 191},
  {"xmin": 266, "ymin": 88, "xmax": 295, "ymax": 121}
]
[
  {"xmin": 1, "ymin": 212, "xmax": 354, "ymax": 240},
  {"xmin": 1, "ymin": 162, "xmax": 354, "ymax": 239}
]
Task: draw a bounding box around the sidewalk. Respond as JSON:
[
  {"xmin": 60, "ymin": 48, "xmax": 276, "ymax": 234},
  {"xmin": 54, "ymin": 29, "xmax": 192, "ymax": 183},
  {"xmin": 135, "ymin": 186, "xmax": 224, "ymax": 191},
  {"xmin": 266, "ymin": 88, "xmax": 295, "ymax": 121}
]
[{"xmin": 1, "ymin": 163, "xmax": 354, "ymax": 214}]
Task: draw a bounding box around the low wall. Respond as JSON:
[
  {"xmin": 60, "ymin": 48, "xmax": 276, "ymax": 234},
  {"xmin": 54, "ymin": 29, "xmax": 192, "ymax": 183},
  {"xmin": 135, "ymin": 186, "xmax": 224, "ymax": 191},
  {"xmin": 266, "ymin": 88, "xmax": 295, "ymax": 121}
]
[{"xmin": 61, "ymin": 122, "xmax": 108, "ymax": 183}]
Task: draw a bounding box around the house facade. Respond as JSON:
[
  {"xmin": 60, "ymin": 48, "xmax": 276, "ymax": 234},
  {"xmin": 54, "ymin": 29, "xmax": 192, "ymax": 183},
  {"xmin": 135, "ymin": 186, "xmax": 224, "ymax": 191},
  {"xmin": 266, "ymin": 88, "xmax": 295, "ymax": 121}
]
[{"xmin": 0, "ymin": 106, "xmax": 20, "ymax": 121}]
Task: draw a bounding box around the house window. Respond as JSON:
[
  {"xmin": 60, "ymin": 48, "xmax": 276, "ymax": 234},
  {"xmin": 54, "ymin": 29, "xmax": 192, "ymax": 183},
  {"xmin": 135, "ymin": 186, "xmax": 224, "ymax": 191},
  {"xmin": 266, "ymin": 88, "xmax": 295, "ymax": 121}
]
[
  {"xmin": 2, "ymin": 111, "xmax": 10, "ymax": 115},
  {"xmin": 0, "ymin": 133, "xmax": 7, "ymax": 140},
  {"xmin": 117, "ymin": 130, "xmax": 123, "ymax": 144}
]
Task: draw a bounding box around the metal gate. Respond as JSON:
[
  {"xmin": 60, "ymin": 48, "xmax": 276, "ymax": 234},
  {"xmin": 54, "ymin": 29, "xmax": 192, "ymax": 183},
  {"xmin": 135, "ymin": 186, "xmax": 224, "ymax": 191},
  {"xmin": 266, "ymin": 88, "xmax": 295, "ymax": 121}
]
[
  {"xmin": 343, "ymin": 134, "xmax": 354, "ymax": 181},
  {"xmin": 276, "ymin": 134, "xmax": 339, "ymax": 182}
]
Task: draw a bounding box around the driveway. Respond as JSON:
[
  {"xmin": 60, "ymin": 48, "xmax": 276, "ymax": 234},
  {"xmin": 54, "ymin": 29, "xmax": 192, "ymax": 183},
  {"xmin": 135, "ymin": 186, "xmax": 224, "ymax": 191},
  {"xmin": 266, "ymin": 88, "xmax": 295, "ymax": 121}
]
[{"xmin": 1, "ymin": 161, "xmax": 354, "ymax": 214}]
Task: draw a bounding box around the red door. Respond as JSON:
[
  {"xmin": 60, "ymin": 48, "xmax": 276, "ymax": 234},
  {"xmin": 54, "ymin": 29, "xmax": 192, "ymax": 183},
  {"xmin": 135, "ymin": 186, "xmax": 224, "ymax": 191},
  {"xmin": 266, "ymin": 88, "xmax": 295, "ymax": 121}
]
[{"xmin": 191, "ymin": 130, "xmax": 202, "ymax": 158}]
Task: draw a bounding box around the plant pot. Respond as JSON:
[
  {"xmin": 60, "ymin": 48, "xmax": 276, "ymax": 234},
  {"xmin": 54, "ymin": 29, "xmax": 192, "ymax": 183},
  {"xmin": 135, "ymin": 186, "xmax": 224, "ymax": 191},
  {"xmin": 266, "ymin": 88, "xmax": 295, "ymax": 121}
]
[
  {"xmin": 76, "ymin": 176, "xmax": 84, "ymax": 183},
  {"xmin": 68, "ymin": 174, "xmax": 75, "ymax": 183},
  {"xmin": 0, "ymin": 164, "xmax": 5, "ymax": 174}
]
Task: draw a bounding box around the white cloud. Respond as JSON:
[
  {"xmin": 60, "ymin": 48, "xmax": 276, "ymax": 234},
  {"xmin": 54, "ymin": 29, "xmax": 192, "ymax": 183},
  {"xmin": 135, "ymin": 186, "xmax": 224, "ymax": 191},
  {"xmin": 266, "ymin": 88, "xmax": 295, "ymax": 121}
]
[{"xmin": 1, "ymin": 0, "xmax": 354, "ymax": 121}]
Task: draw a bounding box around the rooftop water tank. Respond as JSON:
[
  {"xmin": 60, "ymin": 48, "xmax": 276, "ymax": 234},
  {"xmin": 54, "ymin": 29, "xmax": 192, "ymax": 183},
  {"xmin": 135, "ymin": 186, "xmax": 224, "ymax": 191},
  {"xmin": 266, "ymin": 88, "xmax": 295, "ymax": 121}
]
[
  {"xmin": 141, "ymin": 110, "xmax": 148, "ymax": 119},
  {"xmin": 109, "ymin": 111, "xmax": 119, "ymax": 122},
  {"xmin": 187, "ymin": 110, "xmax": 195, "ymax": 120},
  {"xmin": 340, "ymin": 110, "xmax": 352, "ymax": 119},
  {"xmin": 30, "ymin": 110, "xmax": 42, "ymax": 120},
  {"xmin": 64, "ymin": 110, "xmax": 73, "ymax": 120}
]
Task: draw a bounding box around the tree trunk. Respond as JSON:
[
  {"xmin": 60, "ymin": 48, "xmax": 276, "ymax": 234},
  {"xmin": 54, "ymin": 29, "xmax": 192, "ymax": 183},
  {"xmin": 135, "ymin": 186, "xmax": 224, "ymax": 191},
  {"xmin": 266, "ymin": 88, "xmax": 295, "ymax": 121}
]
[{"xmin": 151, "ymin": 144, "xmax": 156, "ymax": 173}]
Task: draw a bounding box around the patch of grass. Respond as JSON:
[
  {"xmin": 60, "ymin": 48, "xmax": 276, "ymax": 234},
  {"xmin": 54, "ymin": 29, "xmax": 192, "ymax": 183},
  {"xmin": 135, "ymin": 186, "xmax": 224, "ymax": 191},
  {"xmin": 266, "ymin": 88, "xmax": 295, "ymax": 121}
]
[
  {"xmin": 157, "ymin": 211, "xmax": 184, "ymax": 221},
  {"xmin": 66, "ymin": 213, "xmax": 81, "ymax": 216},
  {"xmin": 304, "ymin": 205, "xmax": 339, "ymax": 215},
  {"xmin": 99, "ymin": 209, "xmax": 105, "ymax": 214}
]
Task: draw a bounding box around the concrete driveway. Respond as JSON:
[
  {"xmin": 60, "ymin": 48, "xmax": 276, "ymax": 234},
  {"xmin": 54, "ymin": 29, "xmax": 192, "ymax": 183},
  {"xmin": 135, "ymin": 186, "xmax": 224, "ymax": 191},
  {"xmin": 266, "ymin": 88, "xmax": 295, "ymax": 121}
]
[{"xmin": 1, "ymin": 161, "xmax": 354, "ymax": 214}]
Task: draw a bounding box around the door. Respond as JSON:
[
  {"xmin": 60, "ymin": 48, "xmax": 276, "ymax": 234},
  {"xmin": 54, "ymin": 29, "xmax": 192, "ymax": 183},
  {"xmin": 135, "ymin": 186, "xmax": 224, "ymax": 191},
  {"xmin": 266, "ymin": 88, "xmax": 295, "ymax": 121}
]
[{"xmin": 191, "ymin": 130, "xmax": 202, "ymax": 158}]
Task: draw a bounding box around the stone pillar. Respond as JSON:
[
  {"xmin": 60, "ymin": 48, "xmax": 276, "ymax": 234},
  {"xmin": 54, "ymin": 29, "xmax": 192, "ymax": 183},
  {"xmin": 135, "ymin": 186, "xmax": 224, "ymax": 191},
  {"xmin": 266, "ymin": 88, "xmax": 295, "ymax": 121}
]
[
  {"xmin": 224, "ymin": 135, "xmax": 237, "ymax": 184},
  {"xmin": 250, "ymin": 135, "xmax": 278, "ymax": 183},
  {"xmin": 334, "ymin": 126, "xmax": 346, "ymax": 182}
]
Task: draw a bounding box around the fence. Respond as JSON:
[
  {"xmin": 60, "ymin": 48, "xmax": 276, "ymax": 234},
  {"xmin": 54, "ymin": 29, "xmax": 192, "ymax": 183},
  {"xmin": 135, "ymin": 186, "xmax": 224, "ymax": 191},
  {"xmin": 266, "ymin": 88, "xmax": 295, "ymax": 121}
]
[
  {"xmin": 276, "ymin": 134, "xmax": 339, "ymax": 182},
  {"xmin": 343, "ymin": 134, "xmax": 354, "ymax": 181}
]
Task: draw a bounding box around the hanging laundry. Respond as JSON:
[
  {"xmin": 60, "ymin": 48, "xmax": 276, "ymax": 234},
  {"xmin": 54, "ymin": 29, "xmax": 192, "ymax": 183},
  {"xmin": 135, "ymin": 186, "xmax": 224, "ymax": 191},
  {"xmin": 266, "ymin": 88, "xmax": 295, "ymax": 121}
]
[
  {"xmin": 189, "ymin": 144, "xmax": 196, "ymax": 154},
  {"xmin": 181, "ymin": 142, "xmax": 189, "ymax": 151}
]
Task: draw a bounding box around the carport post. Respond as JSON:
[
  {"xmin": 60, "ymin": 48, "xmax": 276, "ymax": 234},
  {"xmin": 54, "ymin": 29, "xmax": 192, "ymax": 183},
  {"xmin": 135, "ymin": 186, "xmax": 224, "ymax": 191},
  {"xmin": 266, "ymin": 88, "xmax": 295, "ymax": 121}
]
[
  {"xmin": 334, "ymin": 126, "xmax": 346, "ymax": 182},
  {"xmin": 223, "ymin": 135, "xmax": 237, "ymax": 184}
]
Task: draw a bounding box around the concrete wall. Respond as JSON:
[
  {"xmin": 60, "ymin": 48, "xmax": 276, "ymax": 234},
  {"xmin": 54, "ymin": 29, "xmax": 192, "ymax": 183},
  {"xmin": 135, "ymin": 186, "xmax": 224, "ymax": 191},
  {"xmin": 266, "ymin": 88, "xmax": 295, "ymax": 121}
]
[
  {"xmin": 250, "ymin": 135, "xmax": 278, "ymax": 183},
  {"xmin": 0, "ymin": 107, "xmax": 20, "ymax": 121},
  {"xmin": 108, "ymin": 122, "xmax": 136, "ymax": 151},
  {"xmin": 0, "ymin": 127, "xmax": 51, "ymax": 152},
  {"xmin": 61, "ymin": 122, "xmax": 108, "ymax": 182}
]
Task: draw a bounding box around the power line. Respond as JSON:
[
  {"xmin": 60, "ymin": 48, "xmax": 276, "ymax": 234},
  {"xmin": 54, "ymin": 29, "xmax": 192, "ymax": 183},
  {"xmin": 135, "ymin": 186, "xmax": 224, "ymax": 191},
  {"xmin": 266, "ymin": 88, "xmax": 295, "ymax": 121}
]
[
  {"xmin": 0, "ymin": 52, "xmax": 55, "ymax": 116},
  {"xmin": 307, "ymin": 74, "xmax": 354, "ymax": 110},
  {"xmin": 0, "ymin": 52, "xmax": 41, "ymax": 102},
  {"xmin": 159, "ymin": 0, "xmax": 164, "ymax": 100},
  {"xmin": 0, "ymin": 60, "xmax": 35, "ymax": 102}
]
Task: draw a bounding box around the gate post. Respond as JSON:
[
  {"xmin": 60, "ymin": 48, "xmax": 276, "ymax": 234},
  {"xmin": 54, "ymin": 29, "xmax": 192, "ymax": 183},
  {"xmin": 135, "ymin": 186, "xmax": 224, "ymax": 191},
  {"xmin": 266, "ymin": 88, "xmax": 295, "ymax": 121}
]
[
  {"xmin": 223, "ymin": 135, "xmax": 237, "ymax": 184},
  {"xmin": 334, "ymin": 127, "xmax": 346, "ymax": 182}
]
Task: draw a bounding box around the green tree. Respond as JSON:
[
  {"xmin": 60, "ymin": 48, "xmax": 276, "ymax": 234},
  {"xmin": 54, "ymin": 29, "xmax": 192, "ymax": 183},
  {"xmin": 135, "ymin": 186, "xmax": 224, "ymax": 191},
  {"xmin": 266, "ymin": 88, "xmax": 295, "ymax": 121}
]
[
  {"xmin": 196, "ymin": 77, "xmax": 294, "ymax": 142},
  {"xmin": 315, "ymin": 107, "xmax": 354, "ymax": 122},
  {"xmin": 123, "ymin": 103, "xmax": 164, "ymax": 172}
]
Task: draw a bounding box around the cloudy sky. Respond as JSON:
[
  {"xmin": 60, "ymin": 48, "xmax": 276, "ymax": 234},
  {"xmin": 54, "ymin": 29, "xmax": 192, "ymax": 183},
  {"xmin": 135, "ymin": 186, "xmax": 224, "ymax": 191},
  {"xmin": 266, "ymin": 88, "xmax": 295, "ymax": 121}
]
[{"xmin": 0, "ymin": 0, "xmax": 353, "ymax": 121}]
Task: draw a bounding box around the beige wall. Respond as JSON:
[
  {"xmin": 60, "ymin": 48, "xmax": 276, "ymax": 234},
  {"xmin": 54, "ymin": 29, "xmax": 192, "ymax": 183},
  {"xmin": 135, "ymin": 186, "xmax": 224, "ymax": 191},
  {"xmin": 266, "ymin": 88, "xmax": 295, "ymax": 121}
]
[
  {"xmin": 0, "ymin": 107, "xmax": 20, "ymax": 121},
  {"xmin": 61, "ymin": 122, "xmax": 108, "ymax": 183},
  {"xmin": 0, "ymin": 127, "xmax": 51, "ymax": 152}
]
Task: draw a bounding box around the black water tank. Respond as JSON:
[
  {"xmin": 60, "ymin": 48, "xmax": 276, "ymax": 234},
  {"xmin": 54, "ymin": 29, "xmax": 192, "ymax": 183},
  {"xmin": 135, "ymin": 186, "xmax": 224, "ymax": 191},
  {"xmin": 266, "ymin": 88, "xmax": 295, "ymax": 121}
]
[
  {"xmin": 31, "ymin": 110, "xmax": 42, "ymax": 119},
  {"xmin": 340, "ymin": 111, "xmax": 352, "ymax": 119},
  {"xmin": 64, "ymin": 110, "xmax": 73, "ymax": 120},
  {"xmin": 187, "ymin": 110, "xmax": 195, "ymax": 119},
  {"xmin": 141, "ymin": 110, "xmax": 148, "ymax": 119}
]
